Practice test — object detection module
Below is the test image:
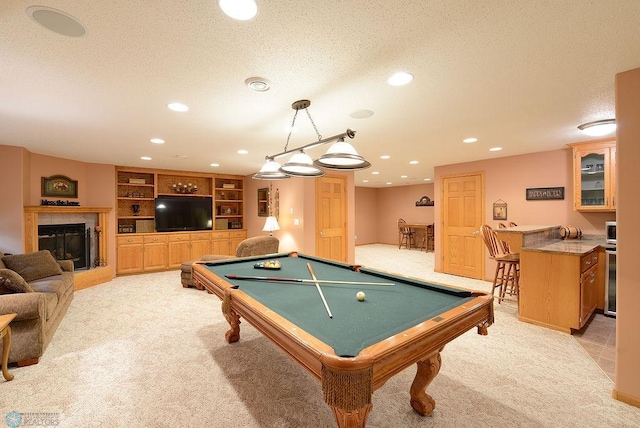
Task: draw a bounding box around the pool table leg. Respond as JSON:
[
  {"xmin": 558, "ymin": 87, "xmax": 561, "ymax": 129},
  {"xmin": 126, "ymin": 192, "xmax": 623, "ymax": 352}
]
[
  {"xmin": 330, "ymin": 404, "xmax": 372, "ymax": 428},
  {"xmin": 221, "ymin": 294, "xmax": 241, "ymax": 343},
  {"xmin": 409, "ymin": 351, "xmax": 442, "ymax": 416}
]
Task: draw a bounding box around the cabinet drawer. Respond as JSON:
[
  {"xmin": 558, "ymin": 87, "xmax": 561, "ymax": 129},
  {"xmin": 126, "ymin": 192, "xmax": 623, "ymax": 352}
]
[
  {"xmin": 211, "ymin": 231, "xmax": 229, "ymax": 239},
  {"xmin": 190, "ymin": 232, "xmax": 211, "ymax": 241},
  {"xmin": 580, "ymin": 251, "xmax": 598, "ymax": 272},
  {"xmin": 168, "ymin": 234, "xmax": 190, "ymax": 242},
  {"xmin": 117, "ymin": 235, "xmax": 144, "ymax": 245},
  {"xmin": 229, "ymin": 231, "xmax": 247, "ymax": 239},
  {"xmin": 144, "ymin": 235, "xmax": 168, "ymax": 244}
]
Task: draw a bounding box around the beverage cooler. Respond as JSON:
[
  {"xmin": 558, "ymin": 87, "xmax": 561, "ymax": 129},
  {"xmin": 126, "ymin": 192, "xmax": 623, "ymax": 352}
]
[{"xmin": 605, "ymin": 249, "xmax": 616, "ymax": 316}]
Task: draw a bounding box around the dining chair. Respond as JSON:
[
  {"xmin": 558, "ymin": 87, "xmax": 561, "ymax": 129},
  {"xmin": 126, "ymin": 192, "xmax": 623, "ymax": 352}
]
[
  {"xmin": 397, "ymin": 218, "xmax": 415, "ymax": 249},
  {"xmin": 480, "ymin": 224, "xmax": 520, "ymax": 303}
]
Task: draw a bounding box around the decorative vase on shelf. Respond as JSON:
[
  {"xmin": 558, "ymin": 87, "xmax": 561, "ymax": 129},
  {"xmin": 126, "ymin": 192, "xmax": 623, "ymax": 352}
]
[{"xmin": 131, "ymin": 204, "xmax": 140, "ymax": 216}]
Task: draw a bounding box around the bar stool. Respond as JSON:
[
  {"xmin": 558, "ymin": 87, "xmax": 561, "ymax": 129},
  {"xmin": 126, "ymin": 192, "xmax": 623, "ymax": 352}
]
[{"xmin": 480, "ymin": 224, "xmax": 520, "ymax": 303}]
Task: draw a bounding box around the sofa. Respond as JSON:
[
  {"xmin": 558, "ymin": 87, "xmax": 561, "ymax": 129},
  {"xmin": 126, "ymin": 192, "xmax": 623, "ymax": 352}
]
[
  {"xmin": 0, "ymin": 250, "xmax": 74, "ymax": 366},
  {"xmin": 181, "ymin": 236, "xmax": 280, "ymax": 289}
]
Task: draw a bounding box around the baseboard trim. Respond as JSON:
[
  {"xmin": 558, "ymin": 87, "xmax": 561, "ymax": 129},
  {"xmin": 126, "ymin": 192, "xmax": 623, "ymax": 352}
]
[{"xmin": 612, "ymin": 389, "xmax": 640, "ymax": 408}]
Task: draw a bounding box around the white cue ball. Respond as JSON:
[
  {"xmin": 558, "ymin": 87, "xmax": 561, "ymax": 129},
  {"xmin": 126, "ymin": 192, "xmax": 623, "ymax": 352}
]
[{"xmin": 356, "ymin": 291, "xmax": 366, "ymax": 301}]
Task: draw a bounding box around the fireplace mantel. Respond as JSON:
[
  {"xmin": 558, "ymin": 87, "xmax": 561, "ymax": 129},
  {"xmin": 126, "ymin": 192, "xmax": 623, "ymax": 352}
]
[{"xmin": 23, "ymin": 206, "xmax": 113, "ymax": 289}]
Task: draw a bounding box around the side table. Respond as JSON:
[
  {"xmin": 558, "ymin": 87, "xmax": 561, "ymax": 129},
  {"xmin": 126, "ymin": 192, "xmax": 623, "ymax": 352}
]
[{"xmin": 1, "ymin": 313, "xmax": 17, "ymax": 381}]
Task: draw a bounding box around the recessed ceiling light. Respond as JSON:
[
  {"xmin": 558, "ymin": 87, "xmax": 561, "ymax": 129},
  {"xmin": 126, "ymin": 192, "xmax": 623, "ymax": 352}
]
[
  {"xmin": 175, "ymin": 155, "xmax": 188, "ymax": 159},
  {"xmin": 26, "ymin": 6, "xmax": 86, "ymax": 37},
  {"xmin": 401, "ymin": 175, "xmax": 408, "ymax": 178},
  {"xmin": 219, "ymin": 0, "xmax": 257, "ymax": 20},
  {"xmin": 424, "ymin": 178, "xmax": 431, "ymax": 181},
  {"xmin": 237, "ymin": 149, "xmax": 248, "ymax": 155},
  {"xmin": 387, "ymin": 72, "xmax": 414, "ymax": 86},
  {"xmin": 489, "ymin": 147, "xmax": 502, "ymax": 152},
  {"xmin": 140, "ymin": 156, "xmax": 152, "ymax": 161},
  {"xmin": 167, "ymin": 102, "xmax": 189, "ymax": 112},
  {"xmin": 362, "ymin": 179, "xmax": 369, "ymax": 183},
  {"xmin": 210, "ymin": 163, "xmax": 219, "ymax": 167},
  {"xmin": 380, "ymin": 155, "xmax": 390, "ymax": 160},
  {"xmin": 372, "ymin": 171, "xmax": 380, "ymax": 175},
  {"xmin": 150, "ymin": 138, "xmax": 165, "ymax": 144},
  {"xmin": 245, "ymin": 77, "xmax": 270, "ymax": 92},
  {"xmin": 386, "ymin": 182, "xmax": 393, "ymax": 185},
  {"xmin": 350, "ymin": 109, "xmax": 374, "ymax": 119},
  {"xmin": 409, "ymin": 160, "xmax": 419, "ymax": 165},
  {"xmin": 463, "ymin": 137, "xmax": 478, "ymax": 143}
]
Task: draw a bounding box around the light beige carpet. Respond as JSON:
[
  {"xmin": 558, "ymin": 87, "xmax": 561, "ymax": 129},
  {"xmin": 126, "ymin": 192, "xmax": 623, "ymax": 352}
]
[{"xmin": 1, "ymin": 245, "xmax": 639, "ymax": 427}]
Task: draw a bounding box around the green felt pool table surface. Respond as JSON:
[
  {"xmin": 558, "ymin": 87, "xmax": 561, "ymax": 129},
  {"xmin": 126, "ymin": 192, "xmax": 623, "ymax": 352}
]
[{"xmin": 201, "ymin": 252, "xmax": 476, "ymax": 357}]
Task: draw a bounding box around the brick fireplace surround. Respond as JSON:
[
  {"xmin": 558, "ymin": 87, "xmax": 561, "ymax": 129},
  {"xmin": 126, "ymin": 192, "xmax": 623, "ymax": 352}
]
[{"xmin": 23, "ymin": 206, "xmax": 112, "ymax": 289}]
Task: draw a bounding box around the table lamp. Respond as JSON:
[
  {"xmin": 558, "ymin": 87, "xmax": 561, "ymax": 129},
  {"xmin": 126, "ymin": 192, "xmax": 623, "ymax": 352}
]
[{"xmin": 262, "ymin": 216, "xmax": 280, "ymax": 236}]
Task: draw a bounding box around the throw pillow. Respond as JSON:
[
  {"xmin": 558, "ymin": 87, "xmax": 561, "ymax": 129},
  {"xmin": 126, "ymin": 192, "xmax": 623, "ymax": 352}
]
[
  {"xmin": 2, "ymin": 250, "xmax": 63, "ymax": 282},
  {"xmin": 0, "ymin": 269, "xmax": 34, "ymax": 293}
]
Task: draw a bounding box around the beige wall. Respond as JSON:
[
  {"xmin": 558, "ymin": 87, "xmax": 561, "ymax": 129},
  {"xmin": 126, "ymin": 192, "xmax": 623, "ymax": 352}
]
[
  {"xmin": 0, "ymin": 146, "xmax": 29, "ymax": 253},
  {"xmin": 355, "ymin": 184, "xmax": 435, "ymax": 246},
  {"xmin": 614, "ymin": 68, "xmax": 640, "ymax": 405},
  {"xmin": 354, "ymin": 187, "xmax": 379, "ymax": 245},
  {"xmin": 434, "ymin": 148, "xmax": 616, "ymax": 280}
]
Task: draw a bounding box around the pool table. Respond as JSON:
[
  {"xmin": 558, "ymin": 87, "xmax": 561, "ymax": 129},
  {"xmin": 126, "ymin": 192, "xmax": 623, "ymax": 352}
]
[{"xmin": 192, "ymin": 252, "xmax": 493, "ymax": 427}]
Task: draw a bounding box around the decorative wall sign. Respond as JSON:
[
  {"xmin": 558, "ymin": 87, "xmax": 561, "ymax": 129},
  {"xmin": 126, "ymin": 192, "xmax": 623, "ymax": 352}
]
[
  {"xmin": 415, "ymin": 195, "xmax": 434, "ymax": 206},
  {"xmin": 493, "ymin": 199, "xmax": 507, "ymax": 220},
  {"xmin": 41, "ymin": 175, "xmax": 78, "ymax": 198},
  {"xmin": 526, "ymin": 187, "xmax": 565, "ymax": 201}
]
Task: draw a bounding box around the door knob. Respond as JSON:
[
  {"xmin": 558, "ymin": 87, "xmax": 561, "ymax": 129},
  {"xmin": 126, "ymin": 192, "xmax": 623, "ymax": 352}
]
[
  {"xmin": 472, "ymin": 230, "xmax": 480, "ymax": 236},
  {"xmin": 320, "ymin": 231, "xmax": 324, "ymax": 237}
]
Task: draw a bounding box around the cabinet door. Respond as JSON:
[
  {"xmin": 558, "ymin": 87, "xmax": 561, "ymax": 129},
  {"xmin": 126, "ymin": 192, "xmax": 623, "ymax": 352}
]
[
  {"xmin": 580, "ymin": 264, "xmax": 598, "ymax": 327},
  {"xmin": 190, "ymin": 239, "xmax": 211, "ymax": 260},
  {"xmin": 168, "ymin": 237, "xmax": 190, "ymax": 268},
  {"xmin": 116, "ymin": 243, "xmax": 144, "ymax": 274},
  {"xmin": 571, "ymin": 140, "xmax": 615, "ymax": 212},
  {"xmin": 211, "ymin": 239, "xmax": 230, "ymax": 255},
  {"xmin": 144, "ymin": 237, "xmax": 168, "ymax": 270}
]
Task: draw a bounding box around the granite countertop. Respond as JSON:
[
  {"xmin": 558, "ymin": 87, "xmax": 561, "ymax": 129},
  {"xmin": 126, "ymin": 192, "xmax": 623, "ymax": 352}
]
[
  {"xmin": 497, "ymin": 225, "xmax": 560, "ymax": 234},
  {"xmin": 522, "ymin": 237, "xmax": 608, "ymax": 256}
]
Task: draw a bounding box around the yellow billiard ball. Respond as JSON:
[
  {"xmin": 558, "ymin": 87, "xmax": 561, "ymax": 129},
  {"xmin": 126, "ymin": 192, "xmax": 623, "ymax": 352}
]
[{"xmin": 356, "ymin": 291, "xmax": 366, "ymax": 301}]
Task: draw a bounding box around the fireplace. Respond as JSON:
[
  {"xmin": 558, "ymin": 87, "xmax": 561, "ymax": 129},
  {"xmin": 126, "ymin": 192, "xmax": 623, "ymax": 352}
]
[{"xmin": 38, "ymin": 223, "xmax": 90, "ymax": 270}]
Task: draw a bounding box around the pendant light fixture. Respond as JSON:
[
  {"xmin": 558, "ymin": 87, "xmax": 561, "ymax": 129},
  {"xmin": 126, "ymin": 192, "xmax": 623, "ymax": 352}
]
[{"xmin": 252, "ymin": 99, "xmax": 371, "ymax": 179}]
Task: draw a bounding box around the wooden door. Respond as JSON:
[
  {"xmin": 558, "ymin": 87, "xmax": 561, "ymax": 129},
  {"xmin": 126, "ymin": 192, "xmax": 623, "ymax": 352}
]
[
  {"xmin": 441, "ymin": 173, "xmax": 484, "ymax": 279},
  {"xmin": 316, "ymin": 176, "xmax": 347, "ymax": 262}
]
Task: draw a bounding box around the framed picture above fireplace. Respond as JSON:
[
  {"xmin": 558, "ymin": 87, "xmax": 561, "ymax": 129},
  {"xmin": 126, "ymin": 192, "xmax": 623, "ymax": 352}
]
[{"xmin": 42, "ymin": 175, "xmax": 78, "ymax": 198}]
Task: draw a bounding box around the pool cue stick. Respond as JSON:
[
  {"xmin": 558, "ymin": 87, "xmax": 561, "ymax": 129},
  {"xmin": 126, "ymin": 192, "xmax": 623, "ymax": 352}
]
[
  {"xmin": 307, "ymin": 263, "xmax": 332, "ymax": 319},
  {"xmin": 224, "ymin": 274, "xmax": 394, "ymax": 286}
]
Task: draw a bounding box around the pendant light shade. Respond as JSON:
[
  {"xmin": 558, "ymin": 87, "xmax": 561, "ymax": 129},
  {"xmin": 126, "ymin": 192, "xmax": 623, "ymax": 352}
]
[
  {"xmin": 314, "ymin": 138, "xmax": 372, "ymax": 170},
  {"xmin": 253, "ymin": 159, "xmax": 289, "ymax": 180},
  {"xmin": 280, "ymin": 151, "xmax": 325, "ymax": 177}
]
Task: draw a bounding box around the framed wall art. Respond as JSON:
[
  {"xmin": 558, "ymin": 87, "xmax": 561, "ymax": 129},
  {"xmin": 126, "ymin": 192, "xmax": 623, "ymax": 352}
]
[
  {"xmin": 492, "ymin": 199, "xmax": 507, "ymax": 220},
  {"xmin": 41, "ymin": 175, "xmax": 78, "ymax": 198},
  {"xmin": 526, "ymin": 187, "xmax": 564, "ymax": 200}
]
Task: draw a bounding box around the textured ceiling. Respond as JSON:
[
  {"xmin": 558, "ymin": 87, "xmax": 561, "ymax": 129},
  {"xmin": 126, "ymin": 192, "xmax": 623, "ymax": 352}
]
[{"xmin": 1, "ymin": 1, "xmax": 639, "ymax": 187}]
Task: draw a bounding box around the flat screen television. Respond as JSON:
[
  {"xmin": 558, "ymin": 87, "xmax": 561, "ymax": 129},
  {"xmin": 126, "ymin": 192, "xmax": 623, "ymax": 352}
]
[{"xmin": 155, "ymin": 196, "xmax": 213, "ymax": 232}]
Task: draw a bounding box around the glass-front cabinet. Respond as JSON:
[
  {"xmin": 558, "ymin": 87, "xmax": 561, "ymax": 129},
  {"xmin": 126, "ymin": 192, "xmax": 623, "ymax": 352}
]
[{"xmin": 569, "ymin": 139, "xmax": 616, "ymax": 212}]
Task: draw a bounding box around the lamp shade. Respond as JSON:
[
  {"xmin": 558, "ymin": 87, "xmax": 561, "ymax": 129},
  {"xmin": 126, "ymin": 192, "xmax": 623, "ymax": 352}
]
[
  {"xmin": 262, "ymin": 216, "xmax": 280, "ymax": 235},
  {"xmin": 253, "ymin": 159, "xmax": 289, "ymax": 180},
  {"xmin": 280, "ymin": 151, "xmax": 325, "ymax": 177},
  {"xmin": 314, "ymin": 139, "xmax": 371, "ymax": 170}
]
